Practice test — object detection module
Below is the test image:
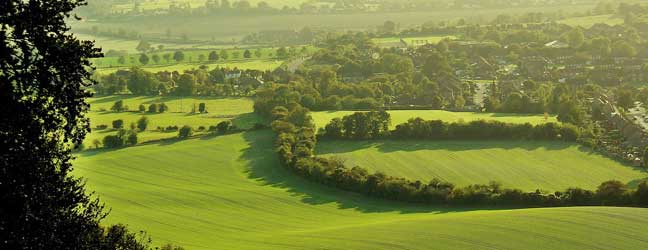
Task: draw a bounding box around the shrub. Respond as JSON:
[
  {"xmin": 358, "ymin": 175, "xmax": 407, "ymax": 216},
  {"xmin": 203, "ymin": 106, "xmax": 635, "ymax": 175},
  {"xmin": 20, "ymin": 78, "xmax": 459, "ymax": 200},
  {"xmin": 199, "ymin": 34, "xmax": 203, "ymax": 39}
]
[
  {"xmin": 198, "ymin": 103, "xmax": 207, "ymax": 113},
  {"xmin": 103, "ymin": 135, "xmax": 123, "ymax": 148},
  {"xmin": 112, "ymin": 119, "xmax": 124, "ymax": 129},
  {"xmin": 136, "ymin": 116, "xmax": 149, "ymax": 131},
  {"xmin": 197, "ymin": 126, "xmax": 206, "ymax": 131},
  {"xmin": 253, "ymin": 123, "xmax": 268, "ymax": 130},
  {"xmin": 165, "ymin": 125, "xmax": 179, "ymax": 132},
  {"xmin": 92, "ymin": 139, "xmax": 101, "ymax": 149},
  {"xmin": 111, "ymin": 100, "xmax": 125, "ymax": 112},
  {"xmin": 126, "ymin": 131, "xmax": 138, "ymax": 146},
  {"xmin": 159, "ymin": 102, "xmax": 168, "ymax": 113},
  {"xmin": 178, "ymin": 125, "xmax": 193, "ymax": 138},
  {"xmin": 139, "ymin": 104, "xmax": 146, "ymax": 112},
  {"xmin": 216, "ymin": 121, "xmax": 232, "ymax": 134},
  {"xmin": 96, "ymin": 124, "xmax": 108, "ymax": 130},
  {"xmin": 148, "ymin": 103, "xmax": 158, "ymax": 113}
]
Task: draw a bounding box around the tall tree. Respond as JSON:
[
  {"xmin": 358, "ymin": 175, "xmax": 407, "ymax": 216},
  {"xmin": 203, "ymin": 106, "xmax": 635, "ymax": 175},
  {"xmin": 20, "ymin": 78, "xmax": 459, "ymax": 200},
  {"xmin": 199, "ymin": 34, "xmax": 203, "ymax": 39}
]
[{"xmin": 0, "ymin": 0, "xmax": 148, "ymax": 249}]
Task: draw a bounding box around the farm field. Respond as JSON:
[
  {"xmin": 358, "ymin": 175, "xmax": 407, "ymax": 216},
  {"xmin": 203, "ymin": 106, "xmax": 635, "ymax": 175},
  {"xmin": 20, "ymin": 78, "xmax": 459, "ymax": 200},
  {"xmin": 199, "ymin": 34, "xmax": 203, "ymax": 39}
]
[
  {"xmin": 373, "ymin": 35, "xmax": 457, "ymax": 47},
  {"xmin": 73, "ymin": 130, "xmax": 648, "ymax": 249},
  {"xmin": 558, "ymin": 14, "xmax": 624, "ymax": 28},
  {"xmin": 311, "ymin": 110, "xmax": 557, "ymax": 128},
  {"xmin": 109, "ymin": 0, "xmax": 308, "ymax": 13},
  {"xmin": 94, "ymin": 59, "xmax": 284, "ymax": 74},
  {"xmin": 73, "ymin": 4, "xmax": 600, "ymax": 41},
  {"xmin": 317, "ymin": 140, "xmax": 648, "ymax": 191},
  {"xmin": 83, "ymin": 96, "xmax": 261, "ymax": 147}
]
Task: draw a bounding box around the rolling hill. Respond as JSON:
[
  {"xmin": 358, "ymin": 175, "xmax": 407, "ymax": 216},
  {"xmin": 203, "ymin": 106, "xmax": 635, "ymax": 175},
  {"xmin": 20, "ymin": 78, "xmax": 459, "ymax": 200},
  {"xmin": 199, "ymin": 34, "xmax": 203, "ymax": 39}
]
[{"xmin": 74, "ymin": 130, "xmax": 648, "ymax": 249}]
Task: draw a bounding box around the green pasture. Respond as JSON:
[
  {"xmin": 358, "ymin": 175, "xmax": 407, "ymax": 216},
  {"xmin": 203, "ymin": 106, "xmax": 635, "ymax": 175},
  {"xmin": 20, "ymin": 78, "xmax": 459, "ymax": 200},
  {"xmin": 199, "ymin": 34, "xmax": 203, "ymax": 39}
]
[
  {"xmin": 558, "ymin": 14, "xmax": 624, "ymax": 28},
  {"xmin": 83, "ymin": 96, "xmax": 261, "ymax": 147},
  {"xmin": 311, "ymin": 110, "xmax": 557, "ymax": 129},
  {"xmin": 73, "ymin": 4, "xmax": 600, "ymax": 41},
  {"xmin": 94, "ymin": 59, "xmax": 284, "ymax": 74},
  {"xmin": 317, "ymin": 140, "xmax": 648, "ymax": 191},
  {"xmin": 73, "ymin": 130, "xmax": 648, "ymax": 249}
]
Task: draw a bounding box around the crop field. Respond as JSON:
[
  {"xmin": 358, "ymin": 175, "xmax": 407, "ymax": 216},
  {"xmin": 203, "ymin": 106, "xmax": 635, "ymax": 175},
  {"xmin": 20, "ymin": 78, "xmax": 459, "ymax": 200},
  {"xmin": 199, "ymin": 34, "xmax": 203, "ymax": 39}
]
[
  {"xmin": 73, "ymin": 4, "xmax": 599, "ymax": 41},
  {"xmin": 73, "ymin": 130, "xmax": 648, "ymax": 249},
  {"xmin": 311, "ymin": 110, "xmax": 557, "ymax": 128},
  {"xmin": 558, "ymin": 14, "xmax": 624, "ymax": 28},
  {"xmin": 83, "ymin": 96, "xmax": 261, "ymax": 147},
  {"xmin": 317, "ymin": 140, "xmax": 648, "ymax": 191},
  {"xmin": 373, "ymin": 35, "xmax": 457, "ymax": 47}
]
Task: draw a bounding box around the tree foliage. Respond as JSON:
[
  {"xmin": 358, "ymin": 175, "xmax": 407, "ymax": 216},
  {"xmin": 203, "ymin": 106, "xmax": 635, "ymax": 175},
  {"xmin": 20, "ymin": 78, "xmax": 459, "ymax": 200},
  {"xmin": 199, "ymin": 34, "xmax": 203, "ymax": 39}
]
[{"xmin": 0, "ymin": 0, "xmax": 149, "ymax": 248}]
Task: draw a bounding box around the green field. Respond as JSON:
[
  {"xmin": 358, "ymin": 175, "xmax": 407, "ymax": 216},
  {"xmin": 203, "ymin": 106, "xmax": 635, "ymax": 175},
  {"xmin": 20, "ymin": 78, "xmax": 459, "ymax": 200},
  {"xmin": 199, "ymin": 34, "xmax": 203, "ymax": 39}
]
[
  {"xmin": 73, "ymin": 5, "xmax": 600, "ymax": 41},
  {"xmin": 73, "ymin": 130, "xmax": 648, "ymax": 249},
  {"xmin": 312, "ymin": 110, "xmax": 557, "ymax": 128},
  {"xmin": 94, "ymin": 59, "xmax": 284, "ymax": 74},
  {"xmin": 317, "ymin": 140, "xmax": 648, "ymax": 191},
  {"xmin": 373, "ymin": 35, "xmax": 457, "ymax": 47},
  {"xmin": 109, "ymin": 0, "xmax": 308, "ymax": 13},
  {"xmin": 83, "ymin": 96, "xmax": 261, "ymax": 147},
  {"xmin": 558, "ymin": 14, "xmax": 624, "ymax": 28}
]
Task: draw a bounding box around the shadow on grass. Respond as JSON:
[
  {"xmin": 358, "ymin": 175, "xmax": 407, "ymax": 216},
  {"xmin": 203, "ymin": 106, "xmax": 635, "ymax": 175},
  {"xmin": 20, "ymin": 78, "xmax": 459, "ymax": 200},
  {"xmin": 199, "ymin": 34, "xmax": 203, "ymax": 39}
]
[
  {"xmin": 316, "ymin": 139, "xmax": 574, "ymax": 155},
  {"xmin": 239, "ymin": 130, "xmax": 508, "ymax": 215}
]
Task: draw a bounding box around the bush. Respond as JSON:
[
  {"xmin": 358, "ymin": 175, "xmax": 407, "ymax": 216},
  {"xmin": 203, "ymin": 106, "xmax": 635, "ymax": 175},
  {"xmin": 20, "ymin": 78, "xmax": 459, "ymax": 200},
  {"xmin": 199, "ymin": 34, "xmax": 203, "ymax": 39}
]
[
  {"xmin": 216, "ymin": 121, "xmax": 232, "ymax": 134},
  {"xmin": 178, "ymin": 125, "xmax": 193, "ymax": 138},
  {"xmin": 198, "ymin": 102, "xmax": 207, "ymax": 113},
  {"xmin": 197, "ymin": 126, "xmax": 206, "ymax": 131},
  {"xmin": 139, "ymin": 104, "xmax": 146, "ymax": 112},
  {"xmin": 103, "ymin": 135, "xmax": 123, "ymax": 148},
  {"xmin": 137, "ymin": 116, "xmax": 149, "ymax": 131},
  {"xmin": 159, "ymin": 102, "xmax": 168, "ymax": 113},
  {"xmin": 96, "ymin": 124, "xmax": 108, "ymax": 130},
  {"xmin": 111, "ymin": 100, "xmax": 125, "ymax": 112},
  {"xmin": 148, "ymin": 103, "xmax": 158, "ymax": 113},
  {"xmin": 165, "ymin": 126, "xmax": 179, "ymax": 132},
  {"xmin": 112, "ymin": 119, "xmax": 124, "ymax": 129},
  {"xmin": 253, "ymin": 123, "xmax": 268, "ymax": 130}
]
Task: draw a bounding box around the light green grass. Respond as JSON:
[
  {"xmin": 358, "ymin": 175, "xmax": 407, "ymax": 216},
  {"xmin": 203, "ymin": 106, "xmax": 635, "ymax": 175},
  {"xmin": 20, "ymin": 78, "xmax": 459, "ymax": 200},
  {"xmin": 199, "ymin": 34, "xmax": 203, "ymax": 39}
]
[
  {"xmin": 317, "ymin": 140, "xmax": 648, "ymax": 191},
  {"xmin": 73, "ymin": 5, "xmax": 600, "ymax": 41},
  {"xmin": 94, "ymin": 59, "xmax": 284, "ymax": 74},
  {"xmin": 373, "ymin": 35, "xmax": 457, "ymax": 46},
  {"xmin": 312, "ymin": 110, "xmax": 557, "ymax": 129},
  {"xmin": 74, "ymin": 130, "xmax": 648, "ymax": 249},
  {"xmin": 558, "ymin": 14, "xmax": 624, "ymax": 28},
  {"xmin": 83, "ymin": 96, "xmax": 261, "ymax": 147}
]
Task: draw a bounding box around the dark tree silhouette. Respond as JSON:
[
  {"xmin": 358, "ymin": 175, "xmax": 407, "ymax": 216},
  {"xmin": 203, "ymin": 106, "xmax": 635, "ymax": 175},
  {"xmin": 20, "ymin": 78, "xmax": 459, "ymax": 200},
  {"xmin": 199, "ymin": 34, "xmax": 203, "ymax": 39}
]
[{"xmin": 0, "ymin": 1, "xmax": 150, "ymax": 249}]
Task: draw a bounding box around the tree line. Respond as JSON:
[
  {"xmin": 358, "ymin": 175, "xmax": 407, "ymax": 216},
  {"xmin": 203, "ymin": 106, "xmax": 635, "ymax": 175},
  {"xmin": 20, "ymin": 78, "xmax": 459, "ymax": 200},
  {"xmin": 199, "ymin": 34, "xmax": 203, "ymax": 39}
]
[
  {"xmin": 256, "ymin": 85, "xmax": 648, "ymax": 208},
  {"xmin": 322, "ymin": 112, "xmax": 579, "ymax": 142}
]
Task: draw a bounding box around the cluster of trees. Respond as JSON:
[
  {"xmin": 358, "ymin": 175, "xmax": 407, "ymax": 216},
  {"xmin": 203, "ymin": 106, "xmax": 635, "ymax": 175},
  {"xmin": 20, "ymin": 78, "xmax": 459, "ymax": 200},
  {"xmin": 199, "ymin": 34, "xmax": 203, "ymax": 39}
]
[
  {"xmin": 323, "ymin": 111, "xmax": 391, "ymax": 139},
  {"xmin": 103, "ymin": 128, "xmax": 138, "ymax": 148},
  {"xmin": 322, "ymin": 114, "xmax": 579, "ymax": 142},
  {"xmin": 392, "ymin": 118, "xmax": 579, "ymax": 141},
  {"xmin": 95, "ymin": 67, "xmax": 266, "ymax": 97}
]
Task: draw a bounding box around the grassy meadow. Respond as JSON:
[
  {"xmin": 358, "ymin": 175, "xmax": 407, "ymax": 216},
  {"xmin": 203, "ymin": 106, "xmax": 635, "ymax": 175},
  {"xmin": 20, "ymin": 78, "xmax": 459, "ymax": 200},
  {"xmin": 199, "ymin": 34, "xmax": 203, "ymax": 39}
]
[
  {"xmin": 89, "ymin": 45, "xmax": 315, "ymax": 74},
  {"xmin": 311, "ymin": 110, "xmax": 557, "ymax": 128},
  {"xmin": 73, "ymin": 130, "xmax": 648, "ymax": 249},
  {"xmin": 83, "ymin": 96, "xmax": 261, "ymax": 147},
  {"xmin": 94, "ymin": 59, "xmax": 284, "ymax": 74},
  {"xmin": 558, "ymin": 14, "xmax": 624, "ymax": 28},
  {"xmin": 317, "ymin": 140, "xmax": 648, "ymax": 191},
  {"xmin": 73, "ymin": 4, "xmax": 599, "ymax": 41}
]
